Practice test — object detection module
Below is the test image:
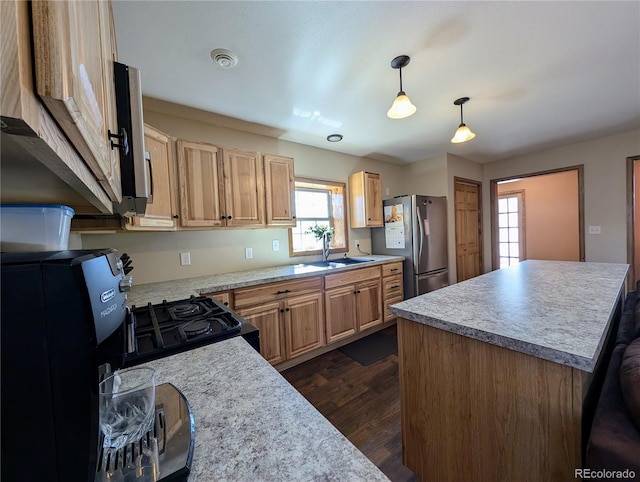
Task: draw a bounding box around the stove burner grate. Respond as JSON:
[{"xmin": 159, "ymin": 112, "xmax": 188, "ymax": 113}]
[
  {"xmin": 181, "ymin": 320, "xmax": 212, "ymax": 338},
  {"xmin": 167, "ymin": 302, "xmax": 213, "ymax": 321}
]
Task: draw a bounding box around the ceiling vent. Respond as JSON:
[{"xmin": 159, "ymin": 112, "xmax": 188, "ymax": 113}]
[{"xmin": 210, "ymin": 49, "xmax": 238, "ymax": 69}]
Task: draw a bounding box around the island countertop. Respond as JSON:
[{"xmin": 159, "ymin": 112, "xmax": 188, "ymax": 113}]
[
  {"xmin": 390, "ymin": 260, "xmax": 628, "ymax": 372},
  {"xmin": 127, "ymin": 255, "xmax": 403, "ymax": 306},
  {"xmin": 145, "ymin": 337, "xmax": 389, "ymax": 481}
]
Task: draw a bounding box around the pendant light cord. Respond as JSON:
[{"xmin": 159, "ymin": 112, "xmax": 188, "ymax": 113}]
[
  {"xmin": 460, "ymin": 103, "xmax": 464, "ymax": 124},
  {"xmin": 399, "ymin": 67, "xmax": 404, "ymax": 92}
]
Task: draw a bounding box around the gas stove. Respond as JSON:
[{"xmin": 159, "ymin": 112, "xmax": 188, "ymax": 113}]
[{"xmin": 125, "ymin": 296, "xmax": 258, "ymax": 366}]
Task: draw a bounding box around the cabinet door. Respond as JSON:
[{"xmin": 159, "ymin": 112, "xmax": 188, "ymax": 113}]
[
  {"xmin": 325, "ymin": 285, "xmax": 357, "ymax": 343},
  {"xmin": 264, "ymin": 154, "xmax": 296, "ymax": 226},
  {"xmin": 126, "ymin": 125, "xmax": 177, "ymax": 230},
  {"xmin": 237, "ymin": 302, "xmax": 285, "ymax": 365},
  {"xmin": 222, "ymin": 148, "xmax": 265, "ymax": 227},
  {"xmin": 364, "ymin": 172, "xmax": 383, "ymax": 227},
  {"xmin": 31, "ymin": 0, "xmax": 121, "ymax": 202},
  {"xmin": 356, "ymin": 279, "xmax": 383, "ymax": 331},
  {"xmin": 176, "ymin": 140, "xmax": 224, "ymax": 227},
  {"xmin": 284, "ymin": 292, "xmax": 325, "ymax": 359}
]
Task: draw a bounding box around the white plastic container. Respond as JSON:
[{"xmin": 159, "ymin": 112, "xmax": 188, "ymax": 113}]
[{"xmin": 0, "ymin": 204, "xmax": 75, "ymax": 252}]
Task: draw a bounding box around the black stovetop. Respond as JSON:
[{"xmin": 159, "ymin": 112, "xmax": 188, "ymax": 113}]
[{"xmin": 126, "ymin": 296, "xmax": 244, "ymax": 365}]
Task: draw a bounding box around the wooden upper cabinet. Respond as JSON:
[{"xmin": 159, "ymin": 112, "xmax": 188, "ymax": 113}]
[
  {"xmin": 349, "ymin": 171, "xmax": 383, "ymax": 228},
  {"xmin": 124, "ymin": 124, "xmax": 178, "ymax": 230},
  {"xmin": 264, "ymin": 154, "xmax": 296, "ymax": 226},
  {"xmin": 221, "ymin": 148, "xmax": 265, "ymax": 227},
  {"xmin": 31, "ymin": 0, "xmax": 121, "ymax": 203},
  {"xmin": 176, "ymin": 140, "xmax": 224, "ymax": 227}
]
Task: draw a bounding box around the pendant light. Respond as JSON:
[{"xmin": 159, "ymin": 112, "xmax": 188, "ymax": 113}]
[
  {"xmin": 451, "ymin": 97, "xmax": 476, "ymax": 143},
  {"xmin": 387, "ymin": 55, "xmax": 417, "ymax": 119}
]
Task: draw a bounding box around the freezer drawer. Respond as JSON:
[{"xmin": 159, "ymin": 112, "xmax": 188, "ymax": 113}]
[{"xmin": 415, "ymin": 270, "xmax": 449, "ymax": 296}]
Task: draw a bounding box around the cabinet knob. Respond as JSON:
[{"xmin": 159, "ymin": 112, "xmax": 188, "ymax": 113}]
[
  {"xmin": 221, "ymin": 215, "xmax": 227, "ymax": 220},
  {"xmin": 227, "ymin": 215, "xmax": 233, "ymax": 220},
  {"xmin": 173, "ymin": 215, "xmax": 179, "ymax": 219},
  {"xmin": 285, "ymin": 308, "xmax": 290, "ymax": 312},
  {"xmin": 280, "ymin": 309, "xmax": 285, "ymax": 313}
]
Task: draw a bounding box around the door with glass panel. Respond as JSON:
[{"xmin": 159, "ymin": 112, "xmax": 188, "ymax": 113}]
[{"xmin": 497, "ymin": 191, "xmax": 525, "ymax": 268}]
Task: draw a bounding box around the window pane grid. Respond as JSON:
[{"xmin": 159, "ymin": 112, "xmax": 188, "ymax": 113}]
[{"xmin": 498, "ymin": 194, "xmax": 522, "ymax": 267}]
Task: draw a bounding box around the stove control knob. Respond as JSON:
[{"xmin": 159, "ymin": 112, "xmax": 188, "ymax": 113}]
[
  {"xmin": 119, "ymin": 275, "xmax": 133, "ymax": 292},
  {"xmin": 116, "ymin": 259, "xmax": 124, "ymax": 272}
]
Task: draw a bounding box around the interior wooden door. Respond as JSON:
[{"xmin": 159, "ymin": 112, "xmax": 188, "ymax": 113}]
[{"xmin": 454, "ymin": 179, "xmax": 482, "ymax": 282}]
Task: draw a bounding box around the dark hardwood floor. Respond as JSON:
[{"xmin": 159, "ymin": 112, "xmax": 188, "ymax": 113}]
[{"xmin": 282, "ymin": 325, "xmax": 417, "ymax": 482}]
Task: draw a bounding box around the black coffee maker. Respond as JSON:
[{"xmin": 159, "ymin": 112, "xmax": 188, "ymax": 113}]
[{"xmin": 1, "ymin": 249, "xmax": 131, "ymax": 481}]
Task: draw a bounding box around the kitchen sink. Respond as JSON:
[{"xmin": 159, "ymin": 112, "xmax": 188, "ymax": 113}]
[{"xmin": 303, "ymin": 258, "xmax": 373, "ymax": 268}]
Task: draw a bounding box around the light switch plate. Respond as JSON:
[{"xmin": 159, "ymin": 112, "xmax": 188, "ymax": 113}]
[
  {"xmin": 272, "ymin": 240, "xmax": 280, "ymax": 251},
  {"xmin": 245, "ymin": 247, "xmax": 253, "ymax": 259}
]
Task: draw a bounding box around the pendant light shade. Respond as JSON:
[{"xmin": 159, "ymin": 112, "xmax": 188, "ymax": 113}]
[
  {"xmin": 387, "ymin": 55, "xmax": 416, "ymax": 119},
  {"xmin": 451, "ymin": 97, "xmax": 476, "ymax": 143}
]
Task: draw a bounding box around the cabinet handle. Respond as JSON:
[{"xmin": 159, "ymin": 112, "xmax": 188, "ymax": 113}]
[
  {"xmin": 390, "ymin": 268, "xmax": 399, "ymax": 272},
  {"xmin": 173, "ymin": 215, "xmax": 179, "ymax": 219},
  {"xmin": 108, "ymin": 127, "xmax": 129, "ymax": 155},
  {"xmin": 276, "ymin": 289, "xmax": 292, "ymax": 294},
  {"xmin": 285, "ymin": 308, "xmax": 290, "ymax": 312},
  {"xmin": 354, "ymin": 290, "xmax": 361, "ymax": 295},
  {"xmin": 223, "ymin": 302, "xmax": 229, "ymax": 306},
  {"xmin": 280, "ymin": 309, "xmax": 285, "ymax": 313},
  {"xmin": 145, "ymin": 150, "xmax": 155, "ymax": 202},
  {"xmin": 391, "ymin": 285, "xmax": 399, "ymax": 289},
  {"xmin": 221, "ymin": 215, "xmax": 227, "ymax": 220},
  {"xmin": 292, "ymin": 216, "xmax": 296, "ymax": 219}
]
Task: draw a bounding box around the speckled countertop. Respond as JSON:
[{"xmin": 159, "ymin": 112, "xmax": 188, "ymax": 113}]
[
  {"xmin": 127, "ymin": 255, "xmax": 403, "ymax": 306},
  {"xmin": 145, "ymin": 337, "xmax": 390, "ymax": 482},
  {"xmin": 391, "ymin": 260, "xmax": 628, "ymax": 372}
]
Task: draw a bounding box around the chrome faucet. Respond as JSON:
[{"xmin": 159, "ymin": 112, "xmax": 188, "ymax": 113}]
[{"xmin": 322, "ymin": 231, "xmax": 331, "ymax": 262}]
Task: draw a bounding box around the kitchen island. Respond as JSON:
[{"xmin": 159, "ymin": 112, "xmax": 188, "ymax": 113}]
[
  {"xmin": 390, "ymin": 260, "xmax": 628, "ymax": 482},
  {"xmin": 146, "ymin": 336, "xmax": 389, "ymax": 481}
]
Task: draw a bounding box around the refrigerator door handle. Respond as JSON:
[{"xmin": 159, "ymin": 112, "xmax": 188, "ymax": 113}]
[{"xmin": 416, "ymin": 205, "xmax": 424, "ymax": 262}]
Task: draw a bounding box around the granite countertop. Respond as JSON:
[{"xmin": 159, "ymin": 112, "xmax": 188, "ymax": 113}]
[
  {"xmin": 391, "ymin": 260, "xmax": 629, "ymax": 372},
  {"xmin": 145, "ymin": 337, "xmax": 390, "ymax": 482},
  {"xmin": 127, "ymin": 255, "xmax": 403, "ymax": 306}
]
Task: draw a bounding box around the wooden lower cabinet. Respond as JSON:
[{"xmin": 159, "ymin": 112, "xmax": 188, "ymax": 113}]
[
  {"xmin": 237, "ymin": 301, "xmax": 285, "ymax": 365},
  {"xmin": 283, "ymin": 292, "xmax": 325, "ymax": 359},
  {"xmin": 325, "ymin": 276, "xmax": 382, "ymax": 343},
  {"xmin": 325, "ymin": 285, "xmax": 358, "ymax": 343},
  {"xmin": 237, "ymin": 292, "xmax": 325, "ymax": 365}
]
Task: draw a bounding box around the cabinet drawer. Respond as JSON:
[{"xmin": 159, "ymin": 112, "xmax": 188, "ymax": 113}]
[
  {"xmin": 384, "ymin": 295, "xmax": 404, "ymax": 322},
  {"xmin": 234, "ymin": 276, "xmax": 323, "ymax": 309},
  {"xmin": 324, "ymin": 266, "xmax": 381, "ymax": 290},
  {"xmin": 383, "ymin": 275, "xmax": 403, "ymax": 299},
  {"xmin": 382, "ymin": 262, "xmax": 403, "ymax": 277}
]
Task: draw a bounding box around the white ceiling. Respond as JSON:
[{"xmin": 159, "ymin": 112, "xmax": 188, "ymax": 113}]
[{"xmin": 111, "ymin": 1, "xmax": 640, "ymax": 165}]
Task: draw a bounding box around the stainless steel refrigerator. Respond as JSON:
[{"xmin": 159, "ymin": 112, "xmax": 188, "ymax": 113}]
[{"xmin": 372, "ymin": 195, "xmax": 448, "ymax": 299}]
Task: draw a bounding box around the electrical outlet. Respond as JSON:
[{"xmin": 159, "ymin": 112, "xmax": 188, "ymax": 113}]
[
  {"xmin": 272, "ymin": 240, "xmax": 280, "ymax": 251},
  {"xmin": 179, "ymin": 252, "xmax": 191, "ymax": 266},
  {"xmin": 355, "ymin": 239, "xmax": 360, "ymax": 248},
  {"xmin": 588, "ymin": 225, "xmax": 602, "ymax": 234},
  {"xmin": 385, "ymin": 188, "xmax": 390, "ymax": 196},
  {"xmin": 245, "ymin": 247, "xmax": 253, "ymax": 259}
]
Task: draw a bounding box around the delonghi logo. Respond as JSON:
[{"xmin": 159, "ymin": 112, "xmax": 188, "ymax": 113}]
[
  {"xmin": 100, "ymin": 303, "xmax": 119, "ymax": 318},
  {"xmin": 100, "ymin": 288, "xmax": 116, "ymax": 303}
]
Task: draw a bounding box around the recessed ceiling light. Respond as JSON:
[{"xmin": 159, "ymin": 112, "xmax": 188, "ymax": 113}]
[
  {"xmin": 210, "ymin": 49, "xmax": 238, "ymax": 69},
  {"xmin": 327, "ymin": 134, "xmax": 343, "ymax": 142}
]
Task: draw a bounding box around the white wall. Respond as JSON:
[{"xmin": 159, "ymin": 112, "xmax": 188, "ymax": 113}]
[{"xmin": 482, "ymin": 129, "xmax": 640, "ymax": 270}]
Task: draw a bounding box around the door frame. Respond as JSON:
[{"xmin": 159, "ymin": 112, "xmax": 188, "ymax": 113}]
[
  {"xmin": 453, "ymin": 177, "xmax": 483, "ymax": 282},
  {"xmin": 626, "ymin": 155, "xmax": 640, "ymax": 290},
  {"xmin": 490, "ymin": 165, "xmax": 585, "ymax": 270}
]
